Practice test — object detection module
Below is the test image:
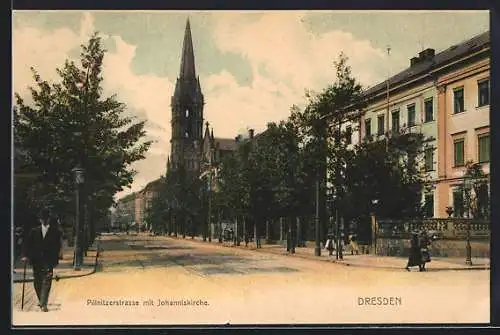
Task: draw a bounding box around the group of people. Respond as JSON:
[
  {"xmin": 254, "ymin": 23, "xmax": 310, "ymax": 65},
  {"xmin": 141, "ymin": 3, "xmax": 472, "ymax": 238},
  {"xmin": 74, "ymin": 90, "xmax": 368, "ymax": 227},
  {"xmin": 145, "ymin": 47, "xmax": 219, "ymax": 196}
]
[
  {"xmin": 325, "ymin": 234, "xmax": 359, "ymax": 256},
  {"xmin": 19, "ymin": 208, "xmax": 63, "ymax": 312},
  {"xmin": 406, "ymin": 231, "xmax": 432, "ymax": 272}
]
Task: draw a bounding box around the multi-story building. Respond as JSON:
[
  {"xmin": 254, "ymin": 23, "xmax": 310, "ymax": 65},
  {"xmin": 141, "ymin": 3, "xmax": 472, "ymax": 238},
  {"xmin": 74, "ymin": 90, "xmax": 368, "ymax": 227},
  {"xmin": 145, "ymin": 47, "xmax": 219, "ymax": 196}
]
[
  {"xmin": 134, "ymin": 178, "xmax": 163, "ymax": 230},
  {"xmin": 116, "ymin": 192, "xmax": 136, "ymax": 229},
  {"xmin": 355, "ymin": 30, "xmax": 489, "ymax": 218},
  {"xmin": 435, "ymin": 33, "xmax": 490, "ymax": 218},
  {"xmin": 360, "ymin": 48, "xmax": 439, "ymax": 217}
]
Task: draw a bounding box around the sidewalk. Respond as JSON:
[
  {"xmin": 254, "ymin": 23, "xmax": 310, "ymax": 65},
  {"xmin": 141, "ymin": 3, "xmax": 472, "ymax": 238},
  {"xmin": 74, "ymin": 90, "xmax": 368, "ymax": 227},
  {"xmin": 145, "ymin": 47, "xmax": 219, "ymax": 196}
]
[
  {"xmin": 13, "ymin": 238, "xmax": 101, "ymax": 283},
  {"xmin": 165, "ymin": 234, "xmax": 490, "ymax": 271}
]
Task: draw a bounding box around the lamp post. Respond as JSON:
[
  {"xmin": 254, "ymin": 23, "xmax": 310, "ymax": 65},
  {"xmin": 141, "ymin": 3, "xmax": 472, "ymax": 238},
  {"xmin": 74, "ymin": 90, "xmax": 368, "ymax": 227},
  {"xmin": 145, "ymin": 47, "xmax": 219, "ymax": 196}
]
[
  {"xmin": 72, "ymin": 165, "xmax": 85, "ymax": 271},
  {"xmin": 463, "ymin": 176, "xmax": 473, "ymax": 266},
  {"xmin": 314, "ymin": 167, "xmax": 321, "ymax": 257},
  {"xmin": 371, "ymin": 199, "xmax": 379, "ymax": 255}
]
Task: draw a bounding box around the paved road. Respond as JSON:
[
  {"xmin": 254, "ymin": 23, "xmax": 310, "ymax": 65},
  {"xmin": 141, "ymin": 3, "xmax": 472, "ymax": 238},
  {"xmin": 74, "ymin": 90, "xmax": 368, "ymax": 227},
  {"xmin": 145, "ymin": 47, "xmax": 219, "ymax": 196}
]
[{"xmin": 12, "ymin": 234, "xmax": 489, "ymax": 325}]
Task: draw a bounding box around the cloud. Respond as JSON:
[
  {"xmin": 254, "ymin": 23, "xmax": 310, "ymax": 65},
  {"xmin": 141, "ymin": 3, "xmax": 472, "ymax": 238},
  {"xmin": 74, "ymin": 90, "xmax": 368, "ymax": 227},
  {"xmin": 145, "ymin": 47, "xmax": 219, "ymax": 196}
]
[
  {"xmin": 13, "ymin": 12, "xmax": 172, "ymax": 200},
  {"xmin": 203, "ymin": 12, "xmax": 387, "ymax": 138},
  {"xmin": 211, "ymin": 12, "xmax": 386, "ymax": 90}
]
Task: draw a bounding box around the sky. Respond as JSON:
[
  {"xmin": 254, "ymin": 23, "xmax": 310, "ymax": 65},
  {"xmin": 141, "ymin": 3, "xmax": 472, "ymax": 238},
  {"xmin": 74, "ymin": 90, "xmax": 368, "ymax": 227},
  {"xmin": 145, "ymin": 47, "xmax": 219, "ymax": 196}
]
[{"xmin": 12, "ymin": 10, "xmax": 489, "ymax": 200}]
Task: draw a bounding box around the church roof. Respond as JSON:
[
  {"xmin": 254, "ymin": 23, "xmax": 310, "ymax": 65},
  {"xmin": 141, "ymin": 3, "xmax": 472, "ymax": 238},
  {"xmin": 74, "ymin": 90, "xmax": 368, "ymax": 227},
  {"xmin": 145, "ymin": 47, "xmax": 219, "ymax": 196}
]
[
  {"xmin": 213, "ymin": 138, "xmax": 237, "ymax": 152},
  {"xmin": 179, "ymin": 18, "xmax": 196, "ymax": 80}
]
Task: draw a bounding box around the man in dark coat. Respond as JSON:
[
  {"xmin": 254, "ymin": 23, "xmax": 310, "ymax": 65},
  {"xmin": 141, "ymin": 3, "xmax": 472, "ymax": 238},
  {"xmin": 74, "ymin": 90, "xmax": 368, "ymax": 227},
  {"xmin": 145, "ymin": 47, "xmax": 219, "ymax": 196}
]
[{"xmin": 21, "ymin": 208, "xmax": 62, "ymax": 312}]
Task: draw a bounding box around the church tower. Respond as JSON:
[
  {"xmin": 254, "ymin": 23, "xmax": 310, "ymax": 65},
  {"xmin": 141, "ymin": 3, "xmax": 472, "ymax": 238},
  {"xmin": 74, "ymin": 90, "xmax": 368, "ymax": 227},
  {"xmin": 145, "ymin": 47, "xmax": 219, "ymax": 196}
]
[{"xmin": 170, "ymin": 18, "xmax": 204, "ymax": 180}]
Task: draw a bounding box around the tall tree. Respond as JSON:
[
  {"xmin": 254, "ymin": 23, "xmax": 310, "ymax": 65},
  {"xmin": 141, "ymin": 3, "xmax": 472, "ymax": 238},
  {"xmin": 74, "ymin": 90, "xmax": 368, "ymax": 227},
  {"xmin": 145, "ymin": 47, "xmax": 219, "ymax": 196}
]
[{"xmin": 14, "ymin": 32, "xmax": 152, "ymax": 241}]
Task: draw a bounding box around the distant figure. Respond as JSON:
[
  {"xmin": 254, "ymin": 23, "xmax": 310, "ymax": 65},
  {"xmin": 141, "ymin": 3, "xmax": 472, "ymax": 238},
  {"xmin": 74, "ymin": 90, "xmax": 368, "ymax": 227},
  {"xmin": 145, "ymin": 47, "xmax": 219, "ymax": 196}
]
[
  {"xmin": 405, "ymin": 233, "xmax": 421, "ymax": 271},
  {"xmin": 21, "ymin": 208, "xmax": 62, "ymax": 312},
  {"xmin": 419, "ymin": 231, "xmax": 432, "ymax": 272},
  {"xmin": 325, "ymin": 233, "xmax": 335, "ymax": 256},
  {"xmin": 348, "ymin": 235, "xmax": 359, "ymax": 255},
  {"xmin": 15, "ymin": 227, "xmax": 24, "ymax": 261}
]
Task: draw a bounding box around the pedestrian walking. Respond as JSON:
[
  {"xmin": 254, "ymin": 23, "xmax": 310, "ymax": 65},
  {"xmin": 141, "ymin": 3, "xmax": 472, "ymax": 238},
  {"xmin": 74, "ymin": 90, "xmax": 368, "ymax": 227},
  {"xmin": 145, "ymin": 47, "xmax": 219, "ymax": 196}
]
[
  {"xmin": 348, "ymin": 234, "xmax": 359, "ymax": 255},
  {"xmin": 325, "ymin": 232, "xmax": 335, "ymax": 256},
  {"xmin": 419, "ymin": 231, "xmax": 432, "ymax": 272},
  {"xmin": 405, "ymin": 233, "xmax": 421, "ymax": 271},
  {"xmin": 21, "ymin": 208, "xmax": 62, "ymax": 312}
]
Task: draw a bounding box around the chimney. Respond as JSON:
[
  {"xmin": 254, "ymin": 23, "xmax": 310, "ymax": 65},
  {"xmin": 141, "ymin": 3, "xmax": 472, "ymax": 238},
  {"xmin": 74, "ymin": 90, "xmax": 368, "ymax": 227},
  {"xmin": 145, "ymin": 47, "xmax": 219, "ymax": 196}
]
[
  {"xmin": 418, "ymin": 48, "xmax": 435, "ymax": 62},
  {"xmin": 249, "ymin": 129, "xmax": 254, "ymax": 139},
  {"xmin": 410, "ymin": 56, "xmax": 419, "ymax": 67}
]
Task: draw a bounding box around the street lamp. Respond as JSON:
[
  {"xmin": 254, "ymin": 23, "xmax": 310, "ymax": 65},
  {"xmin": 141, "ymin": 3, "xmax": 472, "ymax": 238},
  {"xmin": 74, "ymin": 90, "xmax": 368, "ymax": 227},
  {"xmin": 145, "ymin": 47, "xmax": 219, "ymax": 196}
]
[
  {"xmin": 72, "ymin": 164, "xmax": 85, "ymax": 271},
  {"xmin": 333, "ymin": 194, "xmax": 344, "ymax": 260},
  {"xmin": 463, "ymin": 176, "xmax": 473, "ymax": 266},
  {"xmin": 371, "ymin": 199, "xmax": 379, "ymax": 255}
]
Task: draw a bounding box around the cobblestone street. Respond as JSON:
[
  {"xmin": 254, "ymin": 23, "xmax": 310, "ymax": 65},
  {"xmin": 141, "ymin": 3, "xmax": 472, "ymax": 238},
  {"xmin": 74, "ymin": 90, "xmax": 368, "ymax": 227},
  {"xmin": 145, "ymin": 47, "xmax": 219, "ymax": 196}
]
[{"xmin": 12, "ymin": 233, "xmax": 490, "ymax": 326}]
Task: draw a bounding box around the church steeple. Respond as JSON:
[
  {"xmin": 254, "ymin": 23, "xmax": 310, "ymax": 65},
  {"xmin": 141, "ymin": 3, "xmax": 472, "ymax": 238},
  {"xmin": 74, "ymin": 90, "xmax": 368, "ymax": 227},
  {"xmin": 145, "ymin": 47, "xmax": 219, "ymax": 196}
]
[
  {"xmin": 179, "ymin": 18, "xmax": 196, "ymax": 80},
  {"xmin": 170, "ymin": 18, "xmax": 204, "ymax": 179}
]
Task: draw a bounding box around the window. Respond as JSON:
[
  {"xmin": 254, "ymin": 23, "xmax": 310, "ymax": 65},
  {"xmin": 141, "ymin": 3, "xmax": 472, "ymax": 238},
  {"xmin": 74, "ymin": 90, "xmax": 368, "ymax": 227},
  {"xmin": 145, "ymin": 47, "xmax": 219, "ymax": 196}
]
[
  {"xmin": 185, "ymin": 109, "xmax": 190, "ymax": 117},
  {"xmin": 454, "ymin": 87, "xmax": 464, "ymax": 114},
  {"xmin": 454, "ymin": 139, "xmax": 464, "ymax": 167},
  {"xmin": 424, "ymin": 193, "xmax": 434, "ymax": 218},
  {"xmin": 391, "ymin": 110, "xmax": 400, "ymax": 134},
  {"xmin": 478, "ymin": 79, "xmax": 489, "ymax": 107},
  {"xmin": 424, "ymin": 98, "xmax": 433, "ymax": 122},
  {"xmin": 407, "ymin": 104, "xmax": 416, "ymax": 127},
  {"xmin": 345, "ymin": 126, "xmax": 352, "ymax": 145},
  {"xmin": 424, "ymin": 148, "xmax": 434, "ymax": 172},
  {"xmin": 478, "ymin": 134, "xmax": 490, "ymax": 163},
  {"xmin": 377, "ymin": 115, "xmax": 385, "ymax": 136},
  {"xmin": 364, "ymin": 118, "xmax": 371, "ymax": 137},
  {"xmin": 453, "ymin": 189, "xmax": 464, "ymax": 218}
]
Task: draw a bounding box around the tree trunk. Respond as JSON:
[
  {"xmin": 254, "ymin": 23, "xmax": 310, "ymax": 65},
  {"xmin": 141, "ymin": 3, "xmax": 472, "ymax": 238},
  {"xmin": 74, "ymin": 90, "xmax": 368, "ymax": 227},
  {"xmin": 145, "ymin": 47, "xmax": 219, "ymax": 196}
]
[
  {"xmin": 296, "ymin": 216, "xmax": 302, "ymax": 247},
  {"xmin": 265, "ymin": 219, "xmax": 270, "ymax": 243}
]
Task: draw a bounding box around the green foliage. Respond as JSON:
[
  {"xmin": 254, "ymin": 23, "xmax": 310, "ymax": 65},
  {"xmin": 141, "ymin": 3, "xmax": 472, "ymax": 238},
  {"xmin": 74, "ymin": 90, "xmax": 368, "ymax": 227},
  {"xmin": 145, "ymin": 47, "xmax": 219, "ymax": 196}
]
[
  {"xmin": 14, "ymin": 32, "xmax": 152, "ymax": 228},
  {"xmin": 457, "ymin": 160, "xmax": 490, "ymax": 219},
  {"xmin": 212, "ymin": 52, "xmax": 432, "ymax": 242},
  {"xmin": 342, "ymin": 130, "xmax": 429, "ymax": 221}
]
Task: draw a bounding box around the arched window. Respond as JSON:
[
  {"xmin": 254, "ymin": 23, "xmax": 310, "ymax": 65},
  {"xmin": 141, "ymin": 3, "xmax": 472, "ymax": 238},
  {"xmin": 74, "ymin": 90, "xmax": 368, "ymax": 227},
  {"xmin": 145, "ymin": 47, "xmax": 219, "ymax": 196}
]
[{"xmin": 185, "ymin": 109, "xmax": 189, "ymax": 118}]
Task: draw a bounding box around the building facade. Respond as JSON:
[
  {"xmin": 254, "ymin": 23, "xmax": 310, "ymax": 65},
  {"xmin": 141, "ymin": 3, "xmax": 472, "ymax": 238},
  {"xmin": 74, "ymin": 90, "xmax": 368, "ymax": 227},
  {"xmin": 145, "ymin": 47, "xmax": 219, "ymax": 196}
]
[
  {"xmin": 116, "ymin": 192, "xmax": 136, "ymax": 229},
  {"xmin": 355, "ymin": 31, "xmax": 489, "ymax": 219},
  {"xmin": 134, "ymin": 178, "xmax": 163, "ymax": 230},
  {"xmin": 435, "ymin": 36, "xmax": 490, "ymax": 218}
]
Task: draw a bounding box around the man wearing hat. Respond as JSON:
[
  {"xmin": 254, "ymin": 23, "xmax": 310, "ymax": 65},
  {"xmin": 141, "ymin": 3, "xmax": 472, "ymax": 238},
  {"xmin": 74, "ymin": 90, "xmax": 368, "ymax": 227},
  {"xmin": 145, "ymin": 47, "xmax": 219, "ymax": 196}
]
[{"xmin": 21, "ymin": 208, "xmax": 62, "ymax": 312}]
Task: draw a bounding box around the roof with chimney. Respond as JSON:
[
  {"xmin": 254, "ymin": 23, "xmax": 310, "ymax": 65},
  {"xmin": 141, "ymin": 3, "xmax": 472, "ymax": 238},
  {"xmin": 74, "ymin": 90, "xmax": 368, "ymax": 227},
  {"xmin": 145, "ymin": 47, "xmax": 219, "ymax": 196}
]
[{"xmin": 363, "ymin": 30, "xmax": 489, "ymax": 99}]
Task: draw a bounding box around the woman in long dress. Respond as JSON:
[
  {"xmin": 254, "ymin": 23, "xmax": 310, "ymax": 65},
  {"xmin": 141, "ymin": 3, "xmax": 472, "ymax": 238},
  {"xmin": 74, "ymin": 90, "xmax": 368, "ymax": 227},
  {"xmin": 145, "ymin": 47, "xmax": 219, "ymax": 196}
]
[{"xmin": 405, "ymin": 233, "xmax": 421, "ymax": 271}]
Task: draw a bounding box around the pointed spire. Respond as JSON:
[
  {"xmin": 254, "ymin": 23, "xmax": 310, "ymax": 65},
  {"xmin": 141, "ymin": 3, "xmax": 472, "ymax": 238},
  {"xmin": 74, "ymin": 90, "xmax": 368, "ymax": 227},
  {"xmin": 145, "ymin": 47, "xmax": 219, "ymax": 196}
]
[
  {"xmin": 179, "ymin": 18, "xmax": 196, "ymax": 79},
  {"xmin": 210, "ymin": 128, "xmax": 214, "ymax": 140}
]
